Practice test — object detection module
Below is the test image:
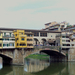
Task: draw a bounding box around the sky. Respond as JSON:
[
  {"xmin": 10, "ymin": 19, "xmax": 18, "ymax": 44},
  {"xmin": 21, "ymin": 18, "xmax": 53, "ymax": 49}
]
[{"xmin": 0, "ymin": 0, "xmax": 75, "ymax": 29}]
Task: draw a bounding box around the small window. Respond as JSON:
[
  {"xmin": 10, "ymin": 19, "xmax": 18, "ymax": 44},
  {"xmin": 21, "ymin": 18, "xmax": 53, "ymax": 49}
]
[
  {"xmin": 20, "ymin": 43, "xmax": 26, "ymax": 46},
  {"xmin": 72, "ymin": 44, "xmax": 74, "ymax": 46},
  {"xmin": 62, "ymin": 40, "xmax": 65, "ymax": 42},
  {"xmin": 7, "ymin": 44, "xmax": 9, "ymax": 46},
  {"xmin": 0, "ymin": 33, "xmax": 1, "ymax": 36},
  {"xmin": 10, "ymin": 33, "xmax": 11, "ymax": 37},
  {"xmin": 21, "ymin": 38, "xmax": 24, "ymax": 40},
  {"xmin": 4, "ymin": 33, "xmax": 6, "ymax": 36},
  {"xmin": 51, "ymin": 35, "xmax": 52, "ymax": 37},
  {"xmin": 0, "ymin": 44, "xmax": 2, "ymax": 47},
  {"xmin": 17, "ymin": 43, "xmax": 18, "ymax": 46}
]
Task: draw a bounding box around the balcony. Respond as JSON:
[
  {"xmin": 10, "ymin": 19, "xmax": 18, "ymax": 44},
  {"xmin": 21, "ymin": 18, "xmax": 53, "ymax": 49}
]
[
  {"xmin": 56, "ymin": 33, "xmax": 73, "ymax": 37},
  {"xmin": 34, "ymin": 46, "xmax": 60, "ymax": 51},
  {"xmin": 70, "ymin": 36, "xmax": 75, "ymax": 39},
  {"xmin": 27, "ymin": 46, "xmax": 34, "ymax": 48},
  {"xmin": 27, "ymin": 41, "xmax": 33, "ymax": 44},
  {"xmin": 3, "ymin": 35, "xmax": 14, "ymax": 38}
]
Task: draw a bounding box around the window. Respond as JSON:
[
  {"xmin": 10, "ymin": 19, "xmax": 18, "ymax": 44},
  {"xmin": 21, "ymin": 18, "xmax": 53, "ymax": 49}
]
[
  {"xmin": 66, "ymin": 40, "xmax": 70, "ymax": 42},
  {"xmin": 62, "ymin": 36, "xmax": 69, "ymax": 38},
  {"xmin": 40, "ymin": 33, "xmax": 47, "ymax": 37},
  {"xmin": 5, "ymin": 38, "xmax": 9, "ymax": 40},
  {"xmin": 63, "ymin": 44, "xmax": 66, "ymax": 46},
  {"xmin": 7, "ymin": 44, "xmax": 9, "ymax": 47},
  {"xmin": 21, "ymin": 38, "xmax": 24, "ymax": 40},
  {"xmin": 0, "ymin": 33, "xmax": 1, "ymax": 36},
  {"xmin": 17, "ymin": 43, "xmax": 18, "ymax": 46},
  {"xmin": 51, "ymin": 35, "xmax": 52, "ymax": 37},
  {"xmin": 4, "ymin": 33, "xmax": 6, "ymax": 36},
  {"xmin": 72, "ymin": 44, "xmax": 74, "ymax": 46},
  {"xmin": 0, "ymin": 39, "xmax": 2, "ymax": 40},
  {"xmin": 3, "ymin": 44, "xmax": 7, "ymax": 46},
  {"xmin": 62, "ymin": 36, "xmax": 66, "ymax": 38},
  {"xmin": 2, "ymin": 39, "xmax": 4, "ymax": 40},
  {"xmin": 62, "ymin": 40, "xmax": 65, "ymax": 42},
  {"xmin": 27, "ymin": 39, "xmax": 32, "ymax": 41},
  {"xmin": 13, "ymin": 43, "xmax": 14, "ymax": 46},
  {"xmin": 73, "ymin": 35, "xmax": 75, "ymax": 37},
  {"xmin": 11, "ymin": 39, "xmax": 15, "ymax": 41},
  {"xmin": 9, "ymin": 43, "xmax": 14, "ymax": 46},
  {"xmin": 0, "ymin": 44, "xmax": 2, "ymax": 47},
  {"xmin": 27, "ymin": 44, "xmax": 33, "ymax": 46},
  {"xmin": 20, "ymin": 43, "xmax": 26, "ymax": 46},
  {"xmin": 62, "ymin": 44, "xmax": 70, "ymax": 46},
  {"xmin": 10, "ymin": 33, "xmax": 11, "ymax": 37},
  {"xmin": 34, "ymin": 32, "xmax": 39, "ymax": 36},
  {"xmin": 30, "ymin": 35, "xmax": 32, "ymax": 36},
  {"xmin": 66, "ymin": 36, "xmax": 69, "ymax": 38}
]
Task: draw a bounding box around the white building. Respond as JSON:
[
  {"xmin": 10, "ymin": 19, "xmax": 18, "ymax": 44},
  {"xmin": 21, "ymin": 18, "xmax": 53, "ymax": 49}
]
[{"xmin": 2, "ymin": 30, "xmax": 15, "ymax": 49}]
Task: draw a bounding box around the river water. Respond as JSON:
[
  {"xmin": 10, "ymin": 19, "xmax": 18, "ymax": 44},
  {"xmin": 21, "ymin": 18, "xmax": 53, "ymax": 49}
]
[{"xmin": 0, "ymin": 58, "xmax": 75, "ymax": 75}]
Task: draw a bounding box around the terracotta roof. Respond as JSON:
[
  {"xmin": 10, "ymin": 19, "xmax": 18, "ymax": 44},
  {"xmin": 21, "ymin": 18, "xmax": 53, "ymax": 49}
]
[{"xmin": 45, "ymin": 22, "xmax": 51, "ymax": 25}]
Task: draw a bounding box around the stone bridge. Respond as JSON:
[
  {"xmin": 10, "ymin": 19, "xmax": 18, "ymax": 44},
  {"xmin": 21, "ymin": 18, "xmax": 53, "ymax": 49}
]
[
  {"xmin": 24, "ymin": 46, "xmax": 67, "ymax": 62},
  {"xmin": 0, "ymin": 46, "xmax": 67, "ymax": 65}
]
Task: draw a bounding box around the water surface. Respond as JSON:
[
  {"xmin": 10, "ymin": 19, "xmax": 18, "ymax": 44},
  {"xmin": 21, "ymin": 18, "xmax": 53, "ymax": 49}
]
[{"xmin": 0, "ymin": 58, "xmax": 75, "ymax": 75}]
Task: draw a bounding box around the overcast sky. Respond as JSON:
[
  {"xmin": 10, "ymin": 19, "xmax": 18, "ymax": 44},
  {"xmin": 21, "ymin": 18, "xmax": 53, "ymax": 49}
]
[{"xmin": 0, "ymin": 0, "xmax": 75, "ymax": 29}]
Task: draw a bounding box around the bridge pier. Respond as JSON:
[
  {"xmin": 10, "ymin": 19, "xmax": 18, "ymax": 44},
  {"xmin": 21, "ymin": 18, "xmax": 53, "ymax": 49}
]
[
  {"xmin": 68, "ymin": 48, "xmax": 75, "ymax": 61},
  {"xmin": 12, "ymin": 49, "xmax": 25, "ymax": 65}
]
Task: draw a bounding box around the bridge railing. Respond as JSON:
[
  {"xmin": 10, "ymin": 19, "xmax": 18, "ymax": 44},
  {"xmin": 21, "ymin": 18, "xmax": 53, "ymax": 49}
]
[{"xmin": 34, "ymin": 46, "xmax": 60, "ymax": 51}]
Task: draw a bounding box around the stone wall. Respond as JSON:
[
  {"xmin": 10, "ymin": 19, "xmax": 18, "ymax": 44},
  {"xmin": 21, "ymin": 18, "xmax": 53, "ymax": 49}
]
[{"xmin": 68, "ymin": 48, "xmax": 75, "ymax": 61}]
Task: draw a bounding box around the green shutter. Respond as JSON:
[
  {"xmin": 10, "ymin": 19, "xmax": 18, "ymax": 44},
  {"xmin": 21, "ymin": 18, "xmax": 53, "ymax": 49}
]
[
  {"xmin": 7, "ymin": 44, "xmax": 8, "ymax": 47},
  {"xmin": 3, "ymin": 44, "xmax": 4, "ymax": 46}
]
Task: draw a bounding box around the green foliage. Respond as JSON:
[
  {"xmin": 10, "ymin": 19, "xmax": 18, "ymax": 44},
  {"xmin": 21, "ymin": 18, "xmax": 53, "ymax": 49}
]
[
  {"xmin": 25, "ymin": 54, "xmax": 49, "ymax": 60},
  {"xmin": 59, "ymin": 47, "xmax": 61, "ymax": 51},
  {"xmin": 67, "ymin": 25, "xmax": 72, "ymax": 27},
  {"xmin": 66, "ymin": 53, "xmax": 68, "ymax": 56}
]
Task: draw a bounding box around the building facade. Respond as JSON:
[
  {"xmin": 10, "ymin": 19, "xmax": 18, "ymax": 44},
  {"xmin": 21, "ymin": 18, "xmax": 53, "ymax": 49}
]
[
  {"xmin": 13, "ymin": 30, "xmax": 27, "ymax": 48},
  {"xmin": 43, "ymin": 21, "xmax": 69, "ymax": 32},
  {"xmin": 0, "ymin": 31, "xmax": 3, "ymax": 49},
  {"xmin": 2, "ymin": 30, "xmax": 15, "ymax": 49},
  {"xmin": 25, "ymin": 32, "xmax": 34, "ymax": 49}
]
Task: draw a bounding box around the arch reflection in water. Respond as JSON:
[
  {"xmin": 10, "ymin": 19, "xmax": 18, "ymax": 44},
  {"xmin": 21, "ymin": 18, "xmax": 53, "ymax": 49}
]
[
  {"xmin": 33, "ymin": 62, "xmax": 67, "ymax": 75},
  {"xmin": 0, "ymin": 63, "xmax": 3, "ymax": 70},
  {"xmin": 24, "ymin": 58, "xmax": 50, "ymax": 72},
  {"xmin": 0, "ymin": 57, "xmax": 3, "ymax": 70}
]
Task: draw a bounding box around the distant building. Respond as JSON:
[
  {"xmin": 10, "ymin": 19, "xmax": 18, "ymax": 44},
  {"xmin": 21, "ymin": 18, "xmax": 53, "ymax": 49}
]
[
  {"xmin": 43, "ymin": 21, "xmax": 69, "ymax": 31},
  {"xmin": 56, "ymin": 31, "xmax": 71, "ymax": 50}
]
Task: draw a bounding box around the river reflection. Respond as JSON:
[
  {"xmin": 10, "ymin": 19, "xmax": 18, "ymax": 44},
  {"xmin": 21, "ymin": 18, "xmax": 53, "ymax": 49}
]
[
  {"xmin": 0, "ymin": 57, "xmax": 2, "ymax": 70},
  {"xmin": 1, "ymin": 58, "xmax": 75, "ymax": 75},
  {"xmin": 24, "ymin": 59, "xmax": 50, "ymax": 72}
]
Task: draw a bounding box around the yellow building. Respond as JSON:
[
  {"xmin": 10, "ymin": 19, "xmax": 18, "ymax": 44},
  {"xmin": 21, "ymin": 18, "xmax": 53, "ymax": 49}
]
[
  {"xmin": 13, "ymin": 30, "xmax": 27, "ymax": 48},
  {"xmin": 25, "ymin": 32, "xmax": 34, "ymax": 49},
  {"xmin": 0, "ymin": 31, "xmax": 3, "ymax": 49}
]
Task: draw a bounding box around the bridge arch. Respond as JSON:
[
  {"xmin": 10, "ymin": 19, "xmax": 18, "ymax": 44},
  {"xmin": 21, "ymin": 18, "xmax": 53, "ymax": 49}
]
[
  {"xmin": 24, "ymin": 48, "xmax": 66, "ymax": 62},
  {"xmin": 40, "ymin": 49, "xmax": 66, "ymax": 62},
  {"xmin": 41, "ymin": 38, "xmax": 47, "ymax": 46},
  {"xmin": 0, "ymin": 53, "xmax": 13, "ymax": 64},
  {"xmin": 34, "ymin": 38, "xmax": 39, "ymax": 46}
]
